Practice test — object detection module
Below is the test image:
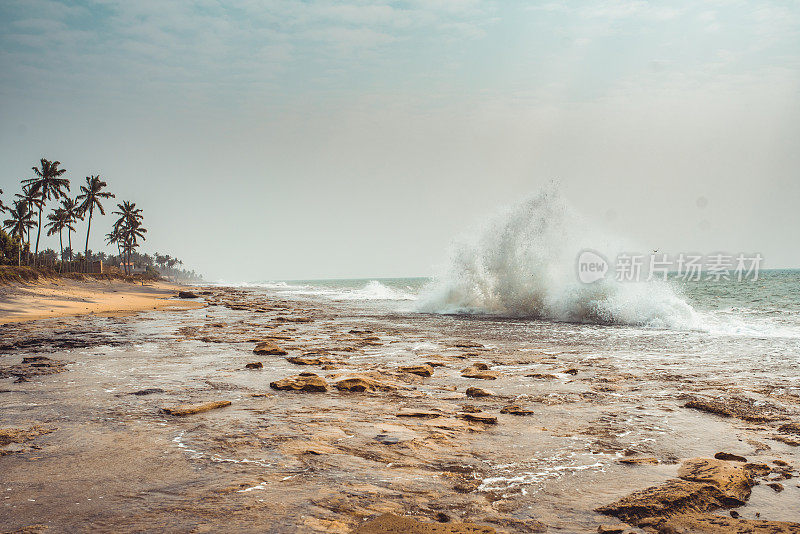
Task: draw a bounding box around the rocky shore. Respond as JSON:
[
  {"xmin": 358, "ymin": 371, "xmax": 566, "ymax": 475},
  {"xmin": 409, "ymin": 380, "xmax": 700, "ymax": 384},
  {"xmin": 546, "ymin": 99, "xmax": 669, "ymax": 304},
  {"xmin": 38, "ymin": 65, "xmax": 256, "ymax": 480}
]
[{"xmin": 1, "ymin": 286, "xmax": 799, "ymax": 533}]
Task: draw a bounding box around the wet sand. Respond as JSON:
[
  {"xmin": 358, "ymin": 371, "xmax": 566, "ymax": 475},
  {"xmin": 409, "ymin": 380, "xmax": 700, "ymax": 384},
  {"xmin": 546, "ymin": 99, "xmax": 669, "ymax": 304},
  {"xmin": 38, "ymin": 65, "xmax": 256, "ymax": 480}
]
[
  {"xmin": 1, "ymin": 287, "xmax": 799, "ymax": 533},
  {"xmin": 0, "ymin": 279, "xmax": 203, "ymax": 323}
]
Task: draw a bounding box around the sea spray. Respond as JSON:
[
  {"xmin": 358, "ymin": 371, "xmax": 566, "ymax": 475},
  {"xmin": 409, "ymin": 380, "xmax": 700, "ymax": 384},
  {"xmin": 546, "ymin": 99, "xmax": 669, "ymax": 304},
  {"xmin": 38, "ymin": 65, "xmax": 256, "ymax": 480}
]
[{"xmin": 419, "ymin": 189, "xmax": 701, "ymax": 329}]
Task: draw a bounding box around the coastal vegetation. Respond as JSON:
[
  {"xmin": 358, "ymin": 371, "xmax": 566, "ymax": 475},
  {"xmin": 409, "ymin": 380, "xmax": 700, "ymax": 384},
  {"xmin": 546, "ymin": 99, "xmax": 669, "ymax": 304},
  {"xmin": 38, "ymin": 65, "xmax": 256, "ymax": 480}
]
[{"xmin": 1, "ymin": 158, "xmax": 200, "ymax": 281}]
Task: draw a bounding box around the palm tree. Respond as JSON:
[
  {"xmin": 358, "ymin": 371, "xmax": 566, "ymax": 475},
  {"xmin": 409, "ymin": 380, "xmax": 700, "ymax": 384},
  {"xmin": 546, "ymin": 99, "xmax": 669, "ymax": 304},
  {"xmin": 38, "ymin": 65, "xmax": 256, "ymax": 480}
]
[
  {"xmin": 3, "ymin": 200, "xmax": 36, "ymax": 266},
  {"xmin": 76, "ymin": 175, "xmax": 114, "ymax": 272},
  {"xmin": 45, "ymin": 208, "xmax": 69, "ymax": 271},
  {"xmin": 15, "ymin": 189, "xmax": 42, "ymax": 265},
  {"xmin": 112, "ymin": 201, "xmax": 145, "ymax": 275},
  {"xmin": 60, "ymin": 197, "xmax": 81, "ymax": 264},
  {"xmin": 105, "ymin": 227, "xmax": 123, "ymax": 266},
  {"xmin": 0, "ymin": 188, "xmax": 7, "ymax": 215},
  {"xmin": 22, "ymin": 158, "xmax": 69, "ymax": 267}
]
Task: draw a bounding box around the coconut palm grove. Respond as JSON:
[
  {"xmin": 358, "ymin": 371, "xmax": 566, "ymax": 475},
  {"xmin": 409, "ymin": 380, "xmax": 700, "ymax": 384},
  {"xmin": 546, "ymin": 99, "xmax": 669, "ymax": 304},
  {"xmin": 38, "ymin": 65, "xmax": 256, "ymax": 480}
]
[{"xmin": 0, "ymin": 157, "xmax": 200, "ymax": 281}]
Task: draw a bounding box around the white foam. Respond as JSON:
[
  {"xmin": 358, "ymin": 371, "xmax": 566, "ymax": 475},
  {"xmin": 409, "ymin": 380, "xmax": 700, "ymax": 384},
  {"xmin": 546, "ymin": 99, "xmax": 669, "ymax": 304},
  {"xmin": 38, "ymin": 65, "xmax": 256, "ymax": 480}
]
[
  {"xmin": 330, "ymin": 280, "xmax": 416, "ymax": 301},
  {"xmin": 418, "ymin": 188, "xmax": 702, "ymax": 330}
]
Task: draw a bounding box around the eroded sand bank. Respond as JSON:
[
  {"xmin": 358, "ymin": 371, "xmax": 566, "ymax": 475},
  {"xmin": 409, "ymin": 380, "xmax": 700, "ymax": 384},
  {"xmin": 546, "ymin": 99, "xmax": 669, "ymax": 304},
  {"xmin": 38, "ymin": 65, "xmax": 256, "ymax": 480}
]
[{"xmin": 1, "ymin": 287, "xmax": 799, "ymax": 533}]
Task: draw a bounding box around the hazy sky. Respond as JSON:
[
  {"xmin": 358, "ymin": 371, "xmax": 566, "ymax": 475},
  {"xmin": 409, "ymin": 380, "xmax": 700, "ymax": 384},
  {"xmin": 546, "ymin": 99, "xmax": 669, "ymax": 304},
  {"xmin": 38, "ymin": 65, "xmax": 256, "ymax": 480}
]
[{"xmin": 1, "ymin": 1, "xmax": 798, "ymax": 281}]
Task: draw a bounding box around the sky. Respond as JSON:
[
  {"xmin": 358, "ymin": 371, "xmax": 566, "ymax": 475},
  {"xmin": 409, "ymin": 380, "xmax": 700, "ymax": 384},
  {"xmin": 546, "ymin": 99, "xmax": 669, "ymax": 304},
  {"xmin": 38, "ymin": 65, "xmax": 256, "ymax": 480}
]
[{"xmin": 0, "ymin": 0, "xmax": 798, "ymax": 281}]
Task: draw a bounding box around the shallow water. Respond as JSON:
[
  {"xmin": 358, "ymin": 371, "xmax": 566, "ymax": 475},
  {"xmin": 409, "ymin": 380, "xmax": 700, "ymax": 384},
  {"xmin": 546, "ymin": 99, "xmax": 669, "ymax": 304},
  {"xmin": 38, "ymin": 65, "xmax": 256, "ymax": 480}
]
[{"xmin": 2, "ymin": 281, "xmax": 799, "ymax": 532}]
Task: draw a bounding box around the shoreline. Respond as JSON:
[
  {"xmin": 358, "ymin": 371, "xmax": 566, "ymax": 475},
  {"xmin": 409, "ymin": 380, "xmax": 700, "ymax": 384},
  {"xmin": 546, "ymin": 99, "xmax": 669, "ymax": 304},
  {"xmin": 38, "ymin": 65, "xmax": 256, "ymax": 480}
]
[
  {"xmin": 0, "ymin": 277, "xmax": 203, "ymax": 324},
  {"xmin": 1, "ymin": 285, "xmax": 799, "ymax": 532}
]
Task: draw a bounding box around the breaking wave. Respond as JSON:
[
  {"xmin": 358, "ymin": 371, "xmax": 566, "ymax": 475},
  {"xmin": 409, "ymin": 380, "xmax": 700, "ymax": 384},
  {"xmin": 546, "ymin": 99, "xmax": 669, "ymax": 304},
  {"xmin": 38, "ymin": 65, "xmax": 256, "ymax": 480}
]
[{"xmin": 418, "ymin": 188, "xmax": 702, "ymax": 329}]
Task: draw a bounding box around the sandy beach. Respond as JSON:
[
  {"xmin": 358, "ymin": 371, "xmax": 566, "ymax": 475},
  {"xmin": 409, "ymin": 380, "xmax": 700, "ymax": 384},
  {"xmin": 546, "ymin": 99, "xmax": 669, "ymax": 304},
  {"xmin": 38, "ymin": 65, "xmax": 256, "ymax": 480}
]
[
  {"xmin": 1, "ymin": 284, "xmax": 799, "ymax": 533},
  {"xmin": 0, "ymin": 278, "xmax": 203, "ymax": 323}
]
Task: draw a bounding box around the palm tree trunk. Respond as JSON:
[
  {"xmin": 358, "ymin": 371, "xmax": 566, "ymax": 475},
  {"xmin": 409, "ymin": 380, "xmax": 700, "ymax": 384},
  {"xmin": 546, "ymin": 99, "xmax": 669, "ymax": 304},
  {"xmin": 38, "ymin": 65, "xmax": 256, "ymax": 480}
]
[
  {"xmin": 17, "ymin": 234, "xmax": 21, "ymax": 266},
  {"xmin": 67, "ymin": 229, "xmax": 73, "ymax": 271},
  {"xmin": 58, "ymin": 230, "xmax": 64, "ymax": 273},
  {"xmin": 34, "ymin": 205, "xmax": 43, "ymax": 268},
  {"xmin": 85, "ymin": 205, "xmax": 93, "ymax": 273}
]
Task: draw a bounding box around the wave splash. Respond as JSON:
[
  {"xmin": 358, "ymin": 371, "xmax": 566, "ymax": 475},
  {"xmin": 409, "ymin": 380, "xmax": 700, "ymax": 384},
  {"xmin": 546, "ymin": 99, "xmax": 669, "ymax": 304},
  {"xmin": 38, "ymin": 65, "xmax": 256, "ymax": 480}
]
[{"xmin": 418, "ymin": 189, "xmax": 701, "ymax": 329}]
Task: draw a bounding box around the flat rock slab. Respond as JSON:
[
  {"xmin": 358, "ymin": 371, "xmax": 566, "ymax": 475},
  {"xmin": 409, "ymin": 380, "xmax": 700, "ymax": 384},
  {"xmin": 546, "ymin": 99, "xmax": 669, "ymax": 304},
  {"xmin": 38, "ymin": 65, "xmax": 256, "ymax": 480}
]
[
  {"xmin": 778, "ymin": 422, "xmax": 800, "ymax": 435},
  {"xmin": 287, "ymin": 356, "xmax": 334, "ymax": 366},
  {"xmin": 399, "ymin": 364, "xmax": 434, "ymax": 377},
  {"xmin": 162, "ymin": 400, "xmax": 231, "ymax": 416},
  {"xmin": 396, "ymin": 409, "xmax": 442, "ymax": 418},
  {"xmin": 500, "ymin": 404, "xmax": 534, "ymax": 415},
  {"xmin": 465, "ymin": 387, "xmax": 494, "ymax": 398},
  {"xmin": 270, "ymin": 374, "xmax": 328, "ymax": 392},
  {"xmin": 130, "ymin": 388, "xmax": 165, "ymax": 396},
  {"xmin": 353, "ymin": 513, "xmax": 495, "ymax": 534},
  {"xmin": 596, "ymin": 478, "xmax": 726, "ymax": 523},
  {"xmin": 460, "ymin": 412, "xmax": 497, "ymax": 424},
  {"xmin": 618, "ymin": 457, "xmax": 659, "ymax": 465},
  {"xmin": 177, "ymin": 291, "xmax": 199, "ymax": 299},
  {"xmin": 677, "ymin": 457, "xmax": 753, "ymax": 505},
  {"xmin": 0, "ymin": 356, "xmax": 70, "ymax": 379},
  {"xmin": 334, "ymin": 376, "xmax": 395, "ymax": 392},
  {"xmin": 461, "ymin": 368, "xmax": 500, "ymax": 380},
  {"xmin": 642, "ymin": 512, "xmax": 800, "ymax": 533},
  {"xmin": 253, "ymin": 341, "xmax": 288, "ymax": 356},
  {"xmin": 0, "ymin": 424, "xmax": 56, "ymax": 447},
  {"xmin": 684, "ymin": 396, "xmax": 785, "ymax": 422},
  {"xmin": 597, "ymin": 457, "xmax": 766, "ymax": 527}
]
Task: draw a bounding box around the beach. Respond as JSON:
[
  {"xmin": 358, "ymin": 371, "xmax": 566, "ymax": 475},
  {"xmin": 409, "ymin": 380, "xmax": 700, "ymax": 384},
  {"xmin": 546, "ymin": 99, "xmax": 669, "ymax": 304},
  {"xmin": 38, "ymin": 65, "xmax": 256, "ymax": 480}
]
[
  {"xmin": 1, "ymin": 280, "xmax": 799, "ymax": 533},
  {"xmin": 0, "ymin": 278, "xmax": 203, "ymax": 323}
]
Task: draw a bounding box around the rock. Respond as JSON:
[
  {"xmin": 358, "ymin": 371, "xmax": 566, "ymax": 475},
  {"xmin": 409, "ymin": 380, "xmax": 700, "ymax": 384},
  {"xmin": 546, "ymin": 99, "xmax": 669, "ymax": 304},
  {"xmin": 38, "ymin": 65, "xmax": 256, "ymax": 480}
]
[
  {"xmin": 130, "ymin": 388, "xmax": 164, "ymax": 395},
  {"xmin": 0, "ymin": 425, "xmax": 56, "ymax": 447},
  {"xmin": 597, "ymin": 525, "xmax": 627, "ymax": 534},
  {"xmin": 684, "ymin": 396, "xmax": 784, "ymax": 422},
  {"xmin": 287, "ymin": 356, "xmax": 333, "ymax": 366},
  {"xmin": 460, "ymin": 412, "xmax": 497, "ymax": 424},
  {"xmin": 745, "ymin": 463, "xmax": 771, "ymax": 477},
  {"xmin": 461, "ymin": 367, "xmax": 500, "ymax": 380},
  {"xmin": 714, "ymin": 451, "xmax": 747, "ymax": 462},
  {"xmin": 767, "ymin": 482, "xmax": 784, "ymax": 492},
  {"xmin": 525, "ymin": 373, "xmax": 558, "ymax": 379},
  {"xmin": 270, "ymin": 374, "xmax": 327, "ymax": 392},
  {"xmin": 651, "ymin": 513, "xmax": 800, "ymax": 533},
  {"xmin": 500, "ymin": 404, "xmax": 534, "ymax": 416},
  {"xmin": 772, "ymin": 434, "xmax": 800, "ymax": 446},
  {"xmin": 471, "ymin": 362, "xmax": 490, "ymax": 370},
  {"xmin": 399, "ymin": 364, "xmax": 434, "ymax": 377},
  {"xmin": 162, "ymin": 400, "xmax": 231, "ymax": 416},
  {"xmin": 352, "ymin": 513, "xmax": 495, "ymax": 534},
  {"xmin": 465, "ymin": 387, "xmax": 494, "ymax": 398},
  {"xmin": 1, "ymin": 356, "xmax": 69, "ymax": 380},
  {"xmin": 177, "ymin": 291, "xmax": 199, "ymax": 299},
  {"xmin": 245, "ymin": 362, "xmax": 263, "ymax": 369},
  {"xmin": 597, "ymin": 457, "xmax": 756, "ymax": 523},
  {"xmin": 619, "ymin": 456, "xmax": 659, "ymax": 465},
  {"xmin": 453, "ymin": 342, "xmax": 484, "ymax": 349},
  {"xmin": 562, "ymin": 368, "xmax": 579, "ymax": 375},
  {"xmin": 396, "ymin": 408, "xmax": 441, "ymax": 418},
  {"xmin": 677, "ymin": 457, "xmax": 754, "ymax": 505},
  {"xmin": 334, "ymin": 376, "xmax": 395, "ymax": 393},
  {"xmin": 425, "ymin": 361, "xmax": 448, "ymax": 367},
  {"xmin": 596, "ymin": 478, "xmax": 726, "ymax": 523},
  {"xmin": 778, "ymin": 422, "xmax": 800, "ymax": 435},
  {"xmin": 253, "ymin": 341, "xmax": 288, "ymax": 356}
]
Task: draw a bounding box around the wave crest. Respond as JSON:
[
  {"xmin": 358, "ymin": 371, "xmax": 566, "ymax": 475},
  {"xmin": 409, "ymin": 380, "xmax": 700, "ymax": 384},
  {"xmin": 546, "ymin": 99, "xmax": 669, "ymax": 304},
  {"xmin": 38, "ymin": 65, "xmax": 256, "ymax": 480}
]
[{"xmin": 418, "ymin": 189, "xmax": 701, "ymax": 329}]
